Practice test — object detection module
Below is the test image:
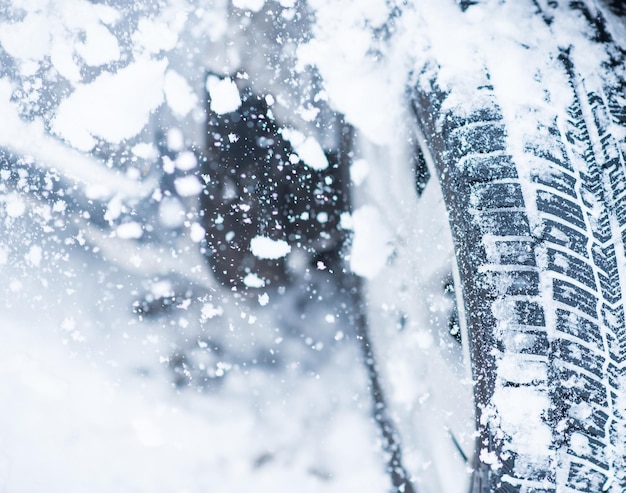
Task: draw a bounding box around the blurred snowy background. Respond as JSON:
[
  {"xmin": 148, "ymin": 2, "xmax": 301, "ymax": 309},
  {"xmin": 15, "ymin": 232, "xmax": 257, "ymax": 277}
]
[{"xmin": 0, "ymin": 0, "xmax": 401, "ymax": 490}]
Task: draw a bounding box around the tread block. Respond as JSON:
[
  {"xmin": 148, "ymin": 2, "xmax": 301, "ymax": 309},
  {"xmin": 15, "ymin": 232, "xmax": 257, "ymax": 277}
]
[
  {"xmin": 579, "ymin": 170, "xmax": 605, "ymax": 202},
  {"xmin": 613, "ymin": 194, "xmax": 626, "ymax": 227},
  {"xmin": 541, "ymin": 219, "xmax": 588, "ymax": 257},
  {"xmin": 601, "ymin": 303, "xmax": 625, "ymax": 335},
  {"xmin": 499, "ymin": 329, "xmax": 549, "ymax": 356},
  {"xmin": 511, "ymin": 301, "xmax": 546, "ymax": 326},
  {"xmin": 480, "ymin": 269, "xmax": 540, "ymax": 297},
  {"xmin": 553, "ymin": 279, "xmax": 598, "ymax": 318},
  {"xmin": 597, "ymin": 272, "xmax": 621, "ymax": 305},
  {"xmin": 567, "ymin": 434, "xmax": 608, "ymax": 470},
  {"xmin": 555, "ymin": 308, "xmax": 603, "ymax": 352},
  {"xmin": 477, "ymin": 210, "xmax": 531, "ymax": 236},
  {"xmin": 567, "ymin": 410, "xmax": 607, "ymax": 440},
  {"xmin": 537, "ymin": 191, "xmax": 586, "ymax": 229},
  {"xmin": 607, "ymin": 363, "xmax": 623, "ymax": 394},
  {"xmin": 547, "ymin": 249, "xmax": 596, "ymax": 290},
  {"xmin": 470, "ymin": 182, "xmax": 525, "ymax": 210},
  {"xmin": 490, "ymin": 239, "xmax": 536, "ymax": 266},
  {"xmin": 591, "ymin": 243, "xmax": 619, "ymax": 279},
  {"xmin": 459, "ymin": 153, "xmax": 518, "ymax": 182},
  {"xmin": 553, "ymin": 366, "xmax": 608, "ymax": 407},
  {"xmin": 591, "ymin": 244, "xmax": 622, "ymax": 304},
  {"xmin": 439, "ymin": 104, "xmax": 502, "ymax": 139},
  {"xmin": 526, "ymin": 128, "xmax": 572, "ymax": 172},
  {"xmin": 566, "ymin": 461, "xmax": 608, "ymax": 492},
  {"xmin": 446, "ymin": 123, "xmax": 507, "ymax": 160},
  {"xmin": 553, "ymin": 339, "xmax": 605, "ymax": 379},
  {"xmin": 531, "ymin": 168, "xmax": 578, "ymax": 198},
  {"xmin": 602, "ymin": 304, "xmax": 626, "ymax": 362},
  {"xmin": 587, "ymin": 211, "xmax": 613, "ymax": 244}
]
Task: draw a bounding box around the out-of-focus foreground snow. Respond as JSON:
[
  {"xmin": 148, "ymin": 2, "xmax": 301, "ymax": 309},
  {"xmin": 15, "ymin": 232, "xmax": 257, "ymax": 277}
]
[{"xmin": 0, "ymin": 217, "xmax": 387, "ymax": 492}]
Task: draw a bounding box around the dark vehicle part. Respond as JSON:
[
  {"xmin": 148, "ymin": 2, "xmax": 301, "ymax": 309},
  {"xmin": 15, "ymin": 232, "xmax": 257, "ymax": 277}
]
[{"xmin": 200, "ymin": 75, "xmax": 348, "ymax": 292}]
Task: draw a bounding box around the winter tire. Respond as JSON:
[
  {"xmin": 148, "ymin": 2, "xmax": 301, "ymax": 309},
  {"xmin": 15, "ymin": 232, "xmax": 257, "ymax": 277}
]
[{"xmin": 355, "ymin": 1, "xmax": 626, "ymax": 492}]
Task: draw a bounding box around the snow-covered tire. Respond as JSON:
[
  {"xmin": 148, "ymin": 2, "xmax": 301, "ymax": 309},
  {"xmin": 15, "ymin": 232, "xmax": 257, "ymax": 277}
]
[{"xmin": 405, "ymin": 2, "xmax": 626, "ymax": 492}]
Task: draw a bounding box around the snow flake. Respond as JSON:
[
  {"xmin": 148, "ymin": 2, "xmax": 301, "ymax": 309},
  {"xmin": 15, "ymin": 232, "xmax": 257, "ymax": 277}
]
[
  {"xmin": 115, "ymin": 222, "xmax": 143, "ymax": 239},
  {"xmin": 174, "ymin": 175, "xmax": 203, "ymax": 197},
  {"xmin": 4, "ymin": 194, "xmax": 26, "ymax": 218},
  {"xmin": 243, "ymin": 272, "xmax": 266, "ymax": 288},
  {"xmin": 164, "ymin": 70, "xmax": 198, "ymax": 118},
  {"xmin": 232, "ymin": 0, "xmax": 266, "ymax": 12},
  {"xmin": 206, "ymin": 76, "xmax": 241, "ymax": 115},
  {"xmin": 280, "ymin": 128, "xmax": 329, "ymax": 170},
  {"xmin": 25, "ymin": 245, "xmax": 43, "ymax": 267},
  {"xmin": 250, "ymin": 236, "xmax": 291, "ymax": 260},
  {"xmin": 201, "ymin": 303, "xmax": 223, "ymax": 321},
  {"xmin": 189, "ymin": 223, "xmax": 206, "ymax": 243}
]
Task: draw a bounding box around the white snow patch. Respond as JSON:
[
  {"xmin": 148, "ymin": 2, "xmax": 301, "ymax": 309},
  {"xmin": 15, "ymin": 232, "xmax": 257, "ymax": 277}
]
[
  {"xmin": 570, "ymin": 432, "xmax": 591, "ymax": 456},
  {"xmin": 132, "ymin": 418, "xmax": 163, "ymax": 447},
  {"xmin": 131, "ymin": 142, "xmax": 159, "ymax": 160},
  {"xmin": 243, "ymin": 273, "xmax": 266, "ymax": 288},
  {"xmin": 25, "ymin": 245, "xmax": 43, "ymax": 267},
  {"xmin": 350, "ymin": 158, "xmax": 369, "ymax": 186},
  {"xmin": 150, "ymin": 280, "xmax": 173, "ymax": 298},
  {"xmin": 498, "ymin": 356, "xmax": 547, "ymax": 385},
  {"xmin": 158, "ymin": 197, "xmax": 185, "ymax": 229},
  {"xmin": 492, "ymin": 387, "xmax": 552, "ymax": 459},
  {"xmin": 232, "ymin": 0, "xmax": 266, "ymax": 12},
  {"xmin": 132, "ymin": 17, "xmax": 178, "ymax": 54},
  {"xmin": 200, "ymin": 303, "xmax": 223, "ymax": 321},
  {"xmin": 4, "ymin": 194, "xmax": 26, "ymax": 218},
  {"xmin": 206, "ymin": 76, "xmax": 241, "ymax": 115},
  {"xmin": 166, "ymin": 128, "xmax": 185, "ymax": 151},
  {"xmin": 189, "ymin": 223, "xmax": 205, "ymax": 243},
  {"xmin": 104, "ymin": 196, "xmax": 123, "ymax": 222},
  {"xmin": 0, "ymin": 13, "xmax": 50, "ymax": 62},
  {"xmin": 174, "ymin": 175, "xmax": 203, "ymax": 197},
  {"xmin": 349, "ymin": 205, "xmax": 393, "ymax": 279},
  {"xmin": 0, "ymin": 79, "xmax": 154, "ymax": 200},
  {"xmin": 250, "ymin": 236, "xmax": 291, "ymax": 260},
  {"xmin": 61, "ymin": 317, "xmax": 76, "ymax": 332},
  {"xmin": 175, "ymin": 151, "xmax": 197, "ymax": 171},
  {"xmin": 280, "ymin": 129, "xmax": 328, "ymax": 170},
  {"xmin": 76, "ymin": 23, "xmax": 120, "ymax": 67},
  {"xmin": 51, "ymin": 40, "xmax": 82, "ymax": 82},
  {"xmin": 164, "ymin": 70, "xmax": 197, "ymax": 118},
  {"xmin": 258, "ymin": 293, "xmax": 269, "ymax": 306},
  {"xmin": 115, "ymin": 222, "xmax": 143, "ymax": 240},
  {"xmin": 53, "ymin": 59, "xmax": 167, "ymax": 151}
]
